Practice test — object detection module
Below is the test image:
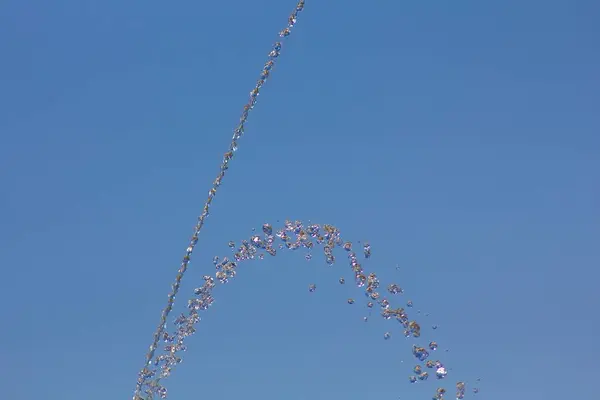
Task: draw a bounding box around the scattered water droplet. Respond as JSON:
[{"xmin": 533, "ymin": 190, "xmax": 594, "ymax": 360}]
[
  {"xmin": 436, "ymin": 367, "xmax": 448, "ymax": 379},
  {"xmin": 387, "ymin": 284, "xmax": 403, "ymax": 294},
  {"xmin": 363, "ymin": 243, "xmax": 371, "ymax": 258},
  {"xmin": 412, "ymin": 345, "xmax": 430, "ymax": 361},
  {"xmin": 456, "ymin": 382, "xmax": 466, "ymax": 399}
]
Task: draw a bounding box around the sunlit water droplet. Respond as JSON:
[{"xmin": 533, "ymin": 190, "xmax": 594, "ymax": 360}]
[{"xmin": 436, "ymin": 367, "xmax": 448, "ymax": 379}]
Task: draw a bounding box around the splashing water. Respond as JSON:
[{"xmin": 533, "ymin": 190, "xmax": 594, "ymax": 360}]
[
  {"xmin": 136, "ymin": 220, "xmax": 472, "ymax": 399},
  {"xmin": 133, "ymin": 1, "xmax": 306, "ymax": 398},
  {"xmin": 132, "ymin": 1, "xmax": 480, "ymax": 399}
]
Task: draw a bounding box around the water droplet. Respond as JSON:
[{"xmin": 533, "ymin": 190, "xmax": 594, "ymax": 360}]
[
  {"xmin": 308, "ymin": 284, "xmax": 316, "ymax": 292},
  {"xmin": 456, "ymin": 382, "xmax": 466, "ymax": 399},
  {"xmin": 384, "ymin": 332, "xmax": 391, "ymax": 340},
  {"xmin": 363, "ymin": 243, "xmax": 371, "ymax": 258},
  {"xmin": 347, "ymin": 298, "xmax": 355, "ymax": 304},
  {"xmin": 436, "ymin": 367, "xmax": 448, "ymax": 379},
  {"xmin": 387, "ymin": 284, "xmax": 403, "ymax": 294},
  {"xmin": 262, "ymin": 223, "xmax": 273, "ymax": 235},
  {"xmin": 412, "ymin": 345, "xmax": 430, "ymax": 361}
]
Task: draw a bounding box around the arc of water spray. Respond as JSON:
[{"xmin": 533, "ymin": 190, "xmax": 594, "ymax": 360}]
[{"xmin": 133, "ymin": 1, "xmax": 307, "ymax": 399}]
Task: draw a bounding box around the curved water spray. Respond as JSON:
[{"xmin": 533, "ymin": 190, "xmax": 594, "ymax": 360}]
[
  {"xmin": 139, "ymin": 220, "xmax": 471, "ymax": 400},
  {"xmin": 133, "ymin": 1, "xmax": 478, "ymax": 399}
]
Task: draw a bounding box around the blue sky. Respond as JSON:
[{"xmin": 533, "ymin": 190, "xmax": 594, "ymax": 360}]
[{"xmin": 1, "ymin": 0, "xmax": 599, "ymax": 399}]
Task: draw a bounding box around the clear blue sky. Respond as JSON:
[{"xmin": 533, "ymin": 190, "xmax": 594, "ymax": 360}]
[{"xmin": 1, "ymin": 1, "xmax": 599, "ymax": 399}]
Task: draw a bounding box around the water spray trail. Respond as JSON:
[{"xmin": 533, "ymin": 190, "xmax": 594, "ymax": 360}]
[
  {"xmin": 140, "ymin": 220, "xmax": 476, "ymax": 400},
  {"xmin": 133, "ymin": 1, "xmax": 307, "ymax": 398}
]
